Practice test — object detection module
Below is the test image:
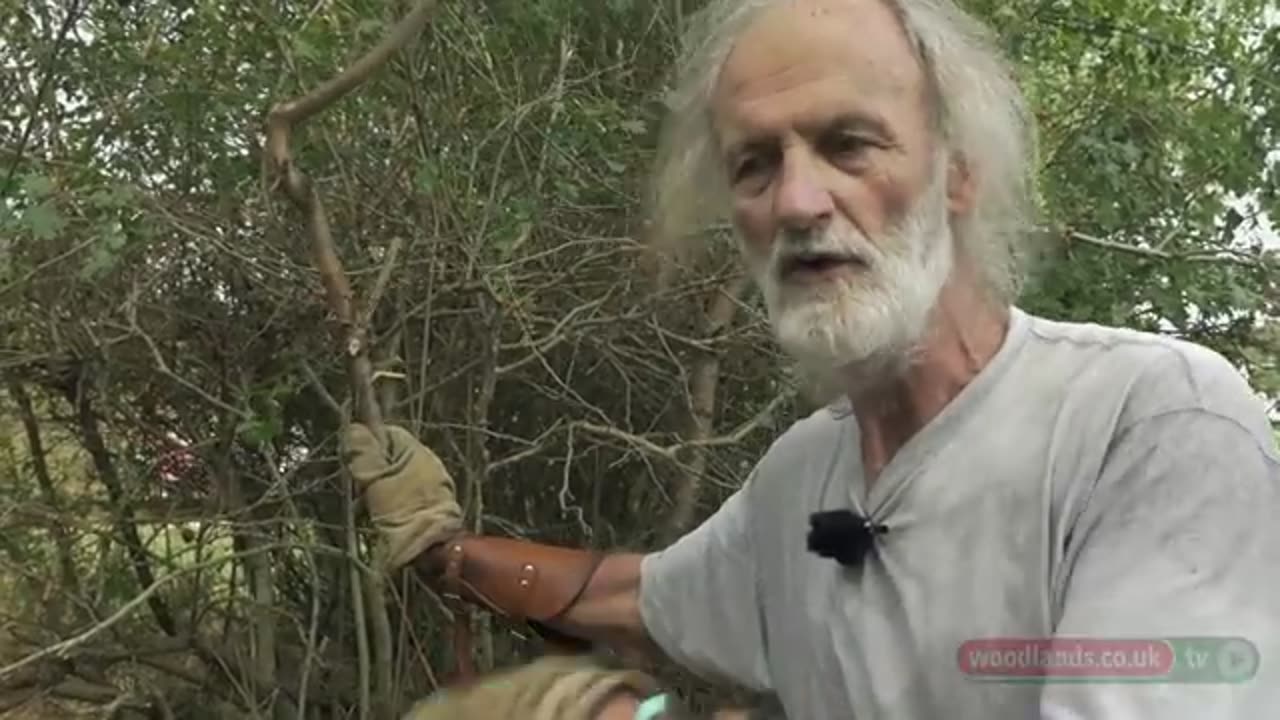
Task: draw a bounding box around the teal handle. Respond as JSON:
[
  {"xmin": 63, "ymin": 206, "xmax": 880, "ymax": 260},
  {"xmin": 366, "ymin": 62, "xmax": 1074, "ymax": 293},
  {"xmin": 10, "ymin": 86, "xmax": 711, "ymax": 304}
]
[{"xmin": 634, "ymin": 693, "xmax": 670, "ymax": 720}]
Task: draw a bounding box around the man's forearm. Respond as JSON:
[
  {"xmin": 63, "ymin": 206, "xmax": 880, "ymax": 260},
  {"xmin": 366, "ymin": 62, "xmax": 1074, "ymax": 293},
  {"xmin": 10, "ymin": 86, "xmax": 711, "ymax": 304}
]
[
  {"xmin": 411, "ymin": 534, "xmax": 655, "ymax": 658},
  {"xmin": 541, "ymin": 553, "xmax": 657, "ymax": 657}
]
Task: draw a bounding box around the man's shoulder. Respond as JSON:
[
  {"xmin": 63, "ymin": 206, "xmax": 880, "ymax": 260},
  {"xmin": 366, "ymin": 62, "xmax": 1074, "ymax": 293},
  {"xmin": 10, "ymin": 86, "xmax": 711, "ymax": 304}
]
[
  {"xmin": 744, "ymin": 401, "xmax": 849, "ymax": 487},
  {"xmin": 1019, "ymin": 310, "xmax": 1269, "ymax": 433},
  {"xmin": 770, "ymin": 401, "xmax": 849, "ymax": 454}
]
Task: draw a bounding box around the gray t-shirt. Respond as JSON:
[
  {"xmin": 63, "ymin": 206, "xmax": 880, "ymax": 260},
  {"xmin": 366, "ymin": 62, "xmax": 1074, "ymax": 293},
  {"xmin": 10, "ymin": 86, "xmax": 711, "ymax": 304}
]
[{"xmin": 638, "ymin": 307, "xmax": 1280, "ymax": 719}]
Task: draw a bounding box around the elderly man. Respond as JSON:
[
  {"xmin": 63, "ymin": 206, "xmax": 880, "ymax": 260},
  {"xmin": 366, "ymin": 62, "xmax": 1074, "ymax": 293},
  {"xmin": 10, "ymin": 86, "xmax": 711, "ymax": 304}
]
[{"xmin": 344, "ymin": 0, "xmax": 1280, "ymax": 718}]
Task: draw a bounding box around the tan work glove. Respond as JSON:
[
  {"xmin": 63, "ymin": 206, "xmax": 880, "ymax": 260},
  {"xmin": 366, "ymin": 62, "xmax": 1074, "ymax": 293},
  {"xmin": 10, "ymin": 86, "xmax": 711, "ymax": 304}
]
[
  {"xmin": 400, "ymin": 655, "xmax": 664, "ymax": 720},
  {"xmin": 342, "ymin": 423, "xmax": 464, "ymax": 572}
]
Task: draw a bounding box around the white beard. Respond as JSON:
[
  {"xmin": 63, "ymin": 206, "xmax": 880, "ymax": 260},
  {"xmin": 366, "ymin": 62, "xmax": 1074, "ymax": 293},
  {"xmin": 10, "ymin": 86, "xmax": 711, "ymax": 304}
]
[{"xmin": 744, "ymin": 165, "xmax": 955, "ymax": 401}]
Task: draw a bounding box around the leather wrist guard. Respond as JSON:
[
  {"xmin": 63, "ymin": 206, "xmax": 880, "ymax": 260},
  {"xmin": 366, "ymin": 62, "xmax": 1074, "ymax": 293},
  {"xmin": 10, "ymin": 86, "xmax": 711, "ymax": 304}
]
[{"xmin": 412, "ymin": 534, "xmax": 604, "ymax": 661}]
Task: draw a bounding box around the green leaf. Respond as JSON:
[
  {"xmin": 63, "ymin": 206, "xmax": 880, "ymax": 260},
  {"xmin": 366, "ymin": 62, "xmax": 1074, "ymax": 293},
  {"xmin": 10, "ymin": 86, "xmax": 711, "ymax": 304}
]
[
  {"xmin": 21, "ymin": 174, "xmax": 53, "ymax": 198},
  {"xmin": 415, "ymin": 162, "xmax": 438, "ymax": 192},
  {"xmin": 293, "ymin": 37, "xmax": 319, "ymax": 61},
  {"xmin": 236, "ymin": 416, "xmax": 282, "ymax": 446},
  {"xmin": 79, "ymin": 247, "xmax": 115, "ymax": 280},
  {"xmin": 22, "ymin": 202, "xmax": 65, "ymax": 240},
  {"xmin": 88, "ymin": 185, "xmax": 135, "ymax": 209}
]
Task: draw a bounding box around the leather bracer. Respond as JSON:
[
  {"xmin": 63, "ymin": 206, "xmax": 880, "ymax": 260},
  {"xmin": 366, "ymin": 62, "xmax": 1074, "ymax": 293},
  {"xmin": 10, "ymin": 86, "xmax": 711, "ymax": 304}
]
[
  {"xmin": 414, "ymin": 534, "xmax": 604, "ymax": 626},
  {"xmin": 412, "ymin": 534, "xmax": 606, "ymax": 684}
]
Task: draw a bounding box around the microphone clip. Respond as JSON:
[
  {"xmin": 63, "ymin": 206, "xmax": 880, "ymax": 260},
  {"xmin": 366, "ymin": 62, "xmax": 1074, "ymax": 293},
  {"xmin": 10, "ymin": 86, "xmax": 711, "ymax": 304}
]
[{"xmin": 806, "ymin": 509, "xmax": 888, "ymax": 568}]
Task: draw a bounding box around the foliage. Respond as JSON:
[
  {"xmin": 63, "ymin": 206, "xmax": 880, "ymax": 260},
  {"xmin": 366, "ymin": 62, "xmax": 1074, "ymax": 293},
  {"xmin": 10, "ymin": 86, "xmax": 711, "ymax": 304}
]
[{"xmin": 0, "ymin": 0, "xmax": 1276, "ymax": 717}]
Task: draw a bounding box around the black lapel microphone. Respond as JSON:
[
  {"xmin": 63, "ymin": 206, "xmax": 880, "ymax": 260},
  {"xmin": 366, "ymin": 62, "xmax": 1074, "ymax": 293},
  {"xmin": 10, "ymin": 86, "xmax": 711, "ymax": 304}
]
[{"xmin": 807, "ymin": 509, "xmax": 889, "ymax": 568}]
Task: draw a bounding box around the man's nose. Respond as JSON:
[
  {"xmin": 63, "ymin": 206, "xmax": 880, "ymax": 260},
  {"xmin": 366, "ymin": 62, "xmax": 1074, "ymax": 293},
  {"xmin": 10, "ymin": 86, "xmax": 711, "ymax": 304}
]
[{"xmin": 773, "ymin": 150, "xmax": 833, "ymax": 232}]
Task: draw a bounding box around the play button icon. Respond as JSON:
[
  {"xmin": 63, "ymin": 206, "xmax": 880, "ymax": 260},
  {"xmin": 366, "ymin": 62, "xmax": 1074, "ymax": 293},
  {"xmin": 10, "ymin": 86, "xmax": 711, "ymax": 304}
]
[{"xmin": 1215, "ymin": 639, "xmax": 1259, "ymax": 682}]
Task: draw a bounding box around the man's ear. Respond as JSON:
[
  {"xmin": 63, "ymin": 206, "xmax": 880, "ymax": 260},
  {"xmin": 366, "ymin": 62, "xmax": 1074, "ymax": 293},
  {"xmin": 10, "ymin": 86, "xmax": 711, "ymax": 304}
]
[{"xmin": 946, "ymin": 153, "xmax": 977, "ymax": 216}]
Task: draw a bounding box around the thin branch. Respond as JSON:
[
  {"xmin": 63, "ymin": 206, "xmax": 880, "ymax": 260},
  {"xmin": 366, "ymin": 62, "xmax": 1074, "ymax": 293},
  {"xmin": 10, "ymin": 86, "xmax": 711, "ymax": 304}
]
[
  {"xmin": 0, "ymin": 542, "xmax": 367, "ymax": 682},
  {"xmin": 496, "ymin": 297, "xmax": 607, "ymax": 375},
  {"xmin": 569, "ymin": 421, "xmax": 676, "ymax": 461},
  {"xmin": 67, "ymin": 372, "xmax": 177, "ymax": 638},
  {"xmin": 1066, "ymin": 230, "xmax": 1272, "ymax": 266},
  {"xmin": 7, "ymin": 381, "xmax": 80, "ymax": 606},
  {"xmin": 117, "ymin": 308, "xmax": 249, "ymax": 420},
  {"xmin": 485, "ymin": 420, "xmax": 566, "ymax": 474},
  {"xmin": 266, "ymin": 4, "xmax": 440, "ymax": 713},
  {"xmin": 299, "ymin": 358, "xmax": 343, "ymax": 417},
  {"xmin": 558, "ymin": 424, "xmax": 590, "ymax": 537},
  {"xmin": 569, "ymin": 389, "xmax": 791, "ymax": 461},
  {"xmin": 683, "ymin": 389, "xmax": 791, "ymax": 451},
  {"xmin": 265, "ymin": 0, "xmax": 439, "ymax": 431},
  {"xmin": 0, "ymin": 236, "xmax": 98, "ymax": 299},
  {"xmin": 361, "ymin": 235, "xmax": 406, "ymax": 329},
  {"xmin": 2, "ymin": 0, "xmax": 86, "ymax": 191}
]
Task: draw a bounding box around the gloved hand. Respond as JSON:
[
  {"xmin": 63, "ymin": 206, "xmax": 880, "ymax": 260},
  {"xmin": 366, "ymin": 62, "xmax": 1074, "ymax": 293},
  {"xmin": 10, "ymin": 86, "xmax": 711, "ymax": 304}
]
[
  {"xmin": 401, "ymin": 655, "xmax": 666, "ymax": 720},
  {"xmin": 342, "ymin": 423, "xmax": 464, "ymax": 572}
]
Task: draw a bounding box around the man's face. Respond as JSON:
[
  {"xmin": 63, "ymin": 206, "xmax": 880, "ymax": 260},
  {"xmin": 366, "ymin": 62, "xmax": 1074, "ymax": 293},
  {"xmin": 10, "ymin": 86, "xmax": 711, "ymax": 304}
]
[{"xmin": 711, "ymin": 0, "xmax": 966, "ymax": 377}]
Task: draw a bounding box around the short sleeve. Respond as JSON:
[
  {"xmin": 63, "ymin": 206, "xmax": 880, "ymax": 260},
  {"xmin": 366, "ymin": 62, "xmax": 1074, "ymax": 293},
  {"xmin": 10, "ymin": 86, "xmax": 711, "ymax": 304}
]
[
  {"xmin": 1042, "ymin": 408, "xmax": 1280, "ymax": 718},
  {"xmin": 637, "ymin": 477, "xmax": 773, "ymax": 691}
]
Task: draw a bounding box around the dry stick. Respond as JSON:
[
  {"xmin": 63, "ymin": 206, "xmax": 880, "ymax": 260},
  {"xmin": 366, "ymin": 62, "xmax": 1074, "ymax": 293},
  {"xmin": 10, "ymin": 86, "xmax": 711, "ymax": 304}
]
[
  {"xmin": 1065, "ymin": 229, "xmax": 1271, "ymax": 266},
  {"xmin": 342, "ymin": 452, "xmax": 373, "ymax": 720},
  {"xmin": 265, "ymin": 0, "xmax": 440, "ymax": 430},
  {"xmin": 0, "ymin": 542, "xmax": 367, "ymax": 683},
  {"xmin": 264, "ymin": 2, "xmax": 440, "ymax": 718},
  {"xmin": 362, "ymin": 236, "xmax": 406, "ymax": 330},
  {"xmin": 8, "ymin": 381, "xmax": 81, "ymax": 610},
  {"xmin": 665, "ymin": 273, "xmax": 751, "ymax": 542}
]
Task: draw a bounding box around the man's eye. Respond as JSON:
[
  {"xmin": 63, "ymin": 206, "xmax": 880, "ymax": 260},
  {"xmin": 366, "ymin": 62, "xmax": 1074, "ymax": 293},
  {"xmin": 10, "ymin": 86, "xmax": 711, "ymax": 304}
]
[
  {"xmin": 827, "ymin": 134, "xmax": 873, "ymax": 156},
  {"xmin": 734, "ymin": 156, "xmax": 763, "ymax": 181}
]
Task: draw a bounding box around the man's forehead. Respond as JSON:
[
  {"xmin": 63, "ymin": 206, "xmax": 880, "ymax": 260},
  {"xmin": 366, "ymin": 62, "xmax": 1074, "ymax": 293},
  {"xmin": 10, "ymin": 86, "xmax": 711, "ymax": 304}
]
[{"xmin": 711, "ymin": 0, "xmax": 924, "ymax": 134}]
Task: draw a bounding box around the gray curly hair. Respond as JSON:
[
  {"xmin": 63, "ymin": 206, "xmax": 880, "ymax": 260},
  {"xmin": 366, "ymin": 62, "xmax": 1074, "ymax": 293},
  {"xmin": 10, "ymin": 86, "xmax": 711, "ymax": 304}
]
[{"xmin": 647, "ymin": 0, "xmax": 1041, "ymax": 305}]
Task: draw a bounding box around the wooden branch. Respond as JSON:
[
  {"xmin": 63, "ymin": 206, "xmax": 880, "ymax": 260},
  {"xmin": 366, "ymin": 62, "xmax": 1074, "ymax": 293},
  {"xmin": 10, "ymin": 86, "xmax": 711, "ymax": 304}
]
[
  {"xmin": 66, "ymin": 374, "xmax": 177, "ymax": 638},
  {"xmin": 265, "ymin": 3, "xmax": 440, "ymax": 715},
  {"xmin": 343, "ymin": 456, "xmax": 372, "ymax": 720},
  {"xmin": 264, "ymin": 0, "xmax": 439, "ymax": 432},
  {"xmin": 570, "ymin": 388, "xmax": 791, "ymax": 463},
  {"xmin": 362, "ymin": 236, "xmax": 406, "ymax": 330},
  {"xmin": 1066, "ymin": 230, "xmax": 1272, "ymax": 266},
  {"xmin": 1, "ymin": 0, "xmax": 85, "ymax": 192},
  {"xmin": 666, "ymin": 274, "xmax": 751, "ymax": 540},
  {"xmin": 0, "ymin": 542, "xmax": 370, "ymax": 683},
  {"xmin": 7, "ymin": 381, "xmax": 81, "ymax": 615}
]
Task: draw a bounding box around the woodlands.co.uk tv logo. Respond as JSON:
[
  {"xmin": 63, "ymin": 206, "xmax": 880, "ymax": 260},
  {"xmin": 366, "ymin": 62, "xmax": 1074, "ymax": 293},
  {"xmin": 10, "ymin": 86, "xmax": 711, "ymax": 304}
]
[{"xmin": 957, "ymin": 637, "xmax": 1260, "ymax": 684}]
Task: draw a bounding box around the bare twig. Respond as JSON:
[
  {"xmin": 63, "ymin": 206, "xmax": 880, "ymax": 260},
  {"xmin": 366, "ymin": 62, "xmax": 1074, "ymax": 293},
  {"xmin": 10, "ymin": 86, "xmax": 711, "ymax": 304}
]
[
  {"xmin": 0, "ymin": 542, "xmax": 367, "ymax": 682},
  {"xmin": 67, "ymin": 373, "xmax": 178, "ymax": 638},
  {"xmin": 361, "ymin": 235, "xmax": 406, "ymax": 329},
  {"xmin": 485, "ymin": 420, "xmax": 567, "ymax": 474},
  {"xmin": 114, "ymin": 291, "xmax": 251, "ymax": 420},
  {"xmin": 666, "ymin": 274, "xmax": 751, "ymax": 539},
  {"xmin": 7, "ymin": 381, "xmax": 81, "ymax": 613},
  {"xmin": 344, "ymin": 454, "xmax": 372, "ymax": 720},
  {"xmin": 0, "ymin": 236, "xmax": 98, "ymax": 299},
  {"xmin": 300, "ymin": 358, "xmax": 344, "ymax": 417},
  {"xmin": 569, "ymin": 389, "xmax": 791, "ymax": 462},
  {"xmin": 1066, "ymin": 229, "xmax": 1272, "ymax": 266},
  {"xmin": 265, "ymin": 0, "xmax": 438, "ymax": 431},
  {"xmin": 558, "ymin": 424, "xmax": 590, "ymax": 537},
  {"xmin": 2, "ymin": 0, "xmax": 86, "ymax": 191}
]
